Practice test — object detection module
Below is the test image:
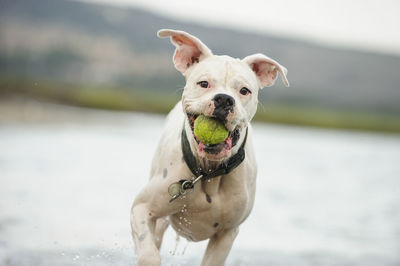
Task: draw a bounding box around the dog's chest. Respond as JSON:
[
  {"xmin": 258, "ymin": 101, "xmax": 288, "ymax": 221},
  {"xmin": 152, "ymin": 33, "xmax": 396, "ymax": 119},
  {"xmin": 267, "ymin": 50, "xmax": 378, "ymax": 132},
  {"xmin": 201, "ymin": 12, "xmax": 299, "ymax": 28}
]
[{"xmin": 169, "ymin": 177, "xmax": 251, "ymax": 241}]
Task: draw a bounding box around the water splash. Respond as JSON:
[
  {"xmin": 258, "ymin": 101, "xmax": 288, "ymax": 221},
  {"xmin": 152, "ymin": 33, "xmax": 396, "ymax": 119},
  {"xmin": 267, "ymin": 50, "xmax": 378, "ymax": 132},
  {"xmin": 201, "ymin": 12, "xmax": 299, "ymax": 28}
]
[
  {"xmin": 180, "ymin": 240, "xmax": 190, "ymax": 256},
  {"xmin": 170, "ymin": 233, "xmax": 181, "ymax": 256}
]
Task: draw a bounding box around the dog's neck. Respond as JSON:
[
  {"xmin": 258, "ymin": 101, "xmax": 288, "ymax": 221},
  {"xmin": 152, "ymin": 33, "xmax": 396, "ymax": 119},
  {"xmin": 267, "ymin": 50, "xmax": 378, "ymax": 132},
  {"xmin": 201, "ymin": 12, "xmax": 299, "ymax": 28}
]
[
  {"xmin": 201, "ymin": 175, "xmax": 222, "ymax": 196},
  {"xmin": 196, "ymin": 157, "xmax": 222, "ymax": 173},
  {"xmin": 186, "ymin": 143, "xmax": 225, "ymax": 197}
]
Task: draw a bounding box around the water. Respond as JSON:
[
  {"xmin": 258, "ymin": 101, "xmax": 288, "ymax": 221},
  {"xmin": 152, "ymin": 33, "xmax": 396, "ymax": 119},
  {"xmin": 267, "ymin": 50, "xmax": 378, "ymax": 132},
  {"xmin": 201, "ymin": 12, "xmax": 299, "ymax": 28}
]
[{"xmin": 0, "ymin": 100, "xmax": 399, "ymax": 265}]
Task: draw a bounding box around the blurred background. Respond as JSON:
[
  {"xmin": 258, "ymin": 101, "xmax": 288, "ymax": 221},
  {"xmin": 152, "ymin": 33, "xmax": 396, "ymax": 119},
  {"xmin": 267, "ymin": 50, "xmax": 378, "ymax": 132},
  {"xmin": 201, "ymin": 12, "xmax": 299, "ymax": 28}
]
[{"xmin": 0, "ymin": 0, "xmax": 399, "ymax": 265}]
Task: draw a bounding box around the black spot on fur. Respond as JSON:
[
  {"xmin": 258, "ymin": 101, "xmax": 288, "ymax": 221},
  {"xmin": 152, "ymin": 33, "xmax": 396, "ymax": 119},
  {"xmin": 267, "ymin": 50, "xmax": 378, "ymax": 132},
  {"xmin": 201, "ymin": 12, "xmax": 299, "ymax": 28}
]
[
  {"xmin": 213, "ymin": 222, "xmax": 219, "ymax": 227},
  {"xmin": 206, "ymin": 194, "xmax": 212, "ymax": 203},
  {"xmin": 138, "ymin": 231, "xmax": 147, "ymax": 242},
  {"xmin": 163, "ymin": 168, "xmax": 168, "ymax": 178}
]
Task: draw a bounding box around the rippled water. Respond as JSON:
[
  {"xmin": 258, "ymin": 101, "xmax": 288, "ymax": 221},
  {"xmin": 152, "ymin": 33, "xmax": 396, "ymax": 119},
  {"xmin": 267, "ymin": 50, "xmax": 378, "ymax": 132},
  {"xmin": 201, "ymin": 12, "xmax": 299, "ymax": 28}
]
[{"xmin": 1, "ymin": 101, "xmax": 399, "ymax": 265}]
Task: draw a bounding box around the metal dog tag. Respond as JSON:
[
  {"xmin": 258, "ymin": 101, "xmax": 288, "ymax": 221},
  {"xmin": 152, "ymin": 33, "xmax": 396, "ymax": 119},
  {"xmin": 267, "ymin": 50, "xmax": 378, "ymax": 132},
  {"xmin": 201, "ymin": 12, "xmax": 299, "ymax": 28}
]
[
  {"xmin": 168, "ymin": 182, "xmax": 182, "ymax": 197},
  {"xmin": 168, "ymin": 175, "xmax": 204, "ymax": 203}
]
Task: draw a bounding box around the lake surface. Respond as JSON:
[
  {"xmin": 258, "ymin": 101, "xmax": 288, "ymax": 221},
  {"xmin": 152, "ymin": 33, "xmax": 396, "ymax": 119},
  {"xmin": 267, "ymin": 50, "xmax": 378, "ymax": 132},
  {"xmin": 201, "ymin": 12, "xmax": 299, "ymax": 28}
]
[{"xmin": 1, "ymin": 100, "xmax": 399, "ymax": 265}]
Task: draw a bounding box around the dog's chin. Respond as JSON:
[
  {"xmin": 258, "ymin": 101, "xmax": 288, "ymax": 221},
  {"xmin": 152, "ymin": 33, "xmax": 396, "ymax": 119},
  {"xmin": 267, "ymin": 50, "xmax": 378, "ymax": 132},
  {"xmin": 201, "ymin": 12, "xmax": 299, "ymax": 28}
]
[{"xmin": 187, "ymin": 113, "xmax": 241, "ymax": 161}]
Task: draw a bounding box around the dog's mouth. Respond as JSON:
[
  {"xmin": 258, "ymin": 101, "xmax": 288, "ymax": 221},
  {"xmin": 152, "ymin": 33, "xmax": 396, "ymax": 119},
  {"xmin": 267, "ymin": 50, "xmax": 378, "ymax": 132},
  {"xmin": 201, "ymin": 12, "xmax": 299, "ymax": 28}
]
[{"xmin": 187, "ymin": 113, "xmax": 240, "ymax": 156}]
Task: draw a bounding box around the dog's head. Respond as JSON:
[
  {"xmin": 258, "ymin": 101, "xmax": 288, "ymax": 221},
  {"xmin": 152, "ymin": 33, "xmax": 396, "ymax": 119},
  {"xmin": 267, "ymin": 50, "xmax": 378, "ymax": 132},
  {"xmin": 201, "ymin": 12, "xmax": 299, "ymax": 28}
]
[{"xmin": 158, "ymin": 29, "xmax": 289, "ymax": 161}]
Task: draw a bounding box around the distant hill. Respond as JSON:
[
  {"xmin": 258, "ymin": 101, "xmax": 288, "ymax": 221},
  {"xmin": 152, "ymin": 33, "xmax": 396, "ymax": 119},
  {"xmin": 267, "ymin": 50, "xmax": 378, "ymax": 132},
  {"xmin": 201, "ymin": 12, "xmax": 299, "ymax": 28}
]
[{"xmin": 1, "ymin": 0, "xmax": 400, "ymax": 115}]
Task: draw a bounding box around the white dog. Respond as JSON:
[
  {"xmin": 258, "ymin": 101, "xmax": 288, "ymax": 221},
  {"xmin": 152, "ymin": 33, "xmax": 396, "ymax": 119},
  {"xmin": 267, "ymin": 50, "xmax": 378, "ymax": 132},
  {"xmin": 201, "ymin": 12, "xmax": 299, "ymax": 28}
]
[{"xmin": 131, "ymin": 29, "xmax": 289, "ymax": 266}]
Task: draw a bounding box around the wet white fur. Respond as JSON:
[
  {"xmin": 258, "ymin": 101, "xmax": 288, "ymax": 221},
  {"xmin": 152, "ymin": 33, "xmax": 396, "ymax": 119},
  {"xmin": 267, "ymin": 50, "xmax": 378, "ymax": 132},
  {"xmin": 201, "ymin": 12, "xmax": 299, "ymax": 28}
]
[{"xmin": 131, "ymin": 29, "xmax": 289, "ymax": 266}]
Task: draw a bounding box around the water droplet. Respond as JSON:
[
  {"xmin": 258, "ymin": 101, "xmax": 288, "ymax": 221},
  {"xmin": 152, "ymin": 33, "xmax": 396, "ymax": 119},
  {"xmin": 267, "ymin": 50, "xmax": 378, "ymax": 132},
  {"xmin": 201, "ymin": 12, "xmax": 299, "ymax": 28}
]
[
  {"xmin": 171, "ymin": 234, "xmax": 181, "ymax": 256},
  {"xmin": 181, "ymin": 240, "xmax": 190, "ymax": 255}
]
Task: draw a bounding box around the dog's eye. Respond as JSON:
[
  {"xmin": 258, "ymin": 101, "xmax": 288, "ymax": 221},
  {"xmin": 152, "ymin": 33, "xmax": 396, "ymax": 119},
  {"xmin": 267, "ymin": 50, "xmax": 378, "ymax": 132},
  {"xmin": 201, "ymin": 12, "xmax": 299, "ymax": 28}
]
[
  {"xmin": 240, "ymin": 87, "xmax": 251, "ymax": 95},
  {"xmin": 197, "ymin": 81, "xmax": 209, "ymax": 88}
]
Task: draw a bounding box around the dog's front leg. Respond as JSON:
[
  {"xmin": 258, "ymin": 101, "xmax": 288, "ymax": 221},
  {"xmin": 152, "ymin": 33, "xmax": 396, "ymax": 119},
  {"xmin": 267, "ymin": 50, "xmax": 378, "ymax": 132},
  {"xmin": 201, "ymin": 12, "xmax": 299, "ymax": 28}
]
[
  {"xmin": 131, "ymin": 178, "xmax": 179, "ymax": 266},
  {"xmin": 201, "ymin": 227, "xmax": 239, "ymax": 266},
  {"xmin": 131, "ymin": 203, "xmax": 161, "ymax": 266}
]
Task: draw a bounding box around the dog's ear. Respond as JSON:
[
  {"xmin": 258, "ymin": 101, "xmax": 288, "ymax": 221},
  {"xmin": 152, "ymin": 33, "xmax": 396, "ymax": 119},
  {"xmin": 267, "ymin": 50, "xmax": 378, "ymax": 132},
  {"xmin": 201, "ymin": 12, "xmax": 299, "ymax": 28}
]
[
  {"xmin": 242, "ymin": 53, "xmax": 289, "ymax": 88},
  {"xmin": 158, "ymin": 29, "xmax": 212, "ymax": 75}
]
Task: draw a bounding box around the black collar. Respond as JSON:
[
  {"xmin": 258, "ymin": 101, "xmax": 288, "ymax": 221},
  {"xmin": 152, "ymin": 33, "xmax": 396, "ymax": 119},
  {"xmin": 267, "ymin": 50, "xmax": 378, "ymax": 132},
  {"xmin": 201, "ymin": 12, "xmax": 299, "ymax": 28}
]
[{"xmin": 181, "ymin": 125, "xmax": 247, "ymax": 179}]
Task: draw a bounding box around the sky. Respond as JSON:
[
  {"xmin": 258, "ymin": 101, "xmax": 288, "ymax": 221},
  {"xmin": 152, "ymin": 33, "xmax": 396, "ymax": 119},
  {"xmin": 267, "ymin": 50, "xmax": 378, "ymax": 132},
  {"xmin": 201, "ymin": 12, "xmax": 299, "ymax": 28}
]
[{"xmin": 78, "ymin": 0, "xmax": 400, "ymax": 55}]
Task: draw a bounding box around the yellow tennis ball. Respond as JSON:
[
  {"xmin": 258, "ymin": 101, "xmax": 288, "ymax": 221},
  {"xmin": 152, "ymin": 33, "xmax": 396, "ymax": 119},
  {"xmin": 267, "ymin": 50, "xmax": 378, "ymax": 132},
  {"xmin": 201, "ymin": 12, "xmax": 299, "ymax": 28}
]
[{"xmin": 193, "ymin": 115, "xmax": 229, "ymax": 145}]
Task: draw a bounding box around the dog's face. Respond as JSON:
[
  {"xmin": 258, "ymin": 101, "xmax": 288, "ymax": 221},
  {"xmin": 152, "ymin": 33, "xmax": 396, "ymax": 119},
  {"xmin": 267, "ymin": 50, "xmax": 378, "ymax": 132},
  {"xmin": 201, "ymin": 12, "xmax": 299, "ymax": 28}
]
[
  {"xmin": 158, "ymin": 29, "xmax": 289, "ymax": 161},
  {"xmin": 182, "ymin": 56, "xmax": 259, "ymax": 160}
]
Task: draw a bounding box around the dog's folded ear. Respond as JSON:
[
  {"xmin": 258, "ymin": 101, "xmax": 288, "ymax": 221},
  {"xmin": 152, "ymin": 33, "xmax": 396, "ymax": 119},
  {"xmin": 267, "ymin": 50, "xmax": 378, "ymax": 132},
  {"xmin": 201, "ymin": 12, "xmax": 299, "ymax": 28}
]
[
  {"xmin": 243, "ymin": 53, "xmax": 289, "ymax": 88},
  {"xmin": 158, "ymin": 29, "xmax": 213, "ymax": 75}
]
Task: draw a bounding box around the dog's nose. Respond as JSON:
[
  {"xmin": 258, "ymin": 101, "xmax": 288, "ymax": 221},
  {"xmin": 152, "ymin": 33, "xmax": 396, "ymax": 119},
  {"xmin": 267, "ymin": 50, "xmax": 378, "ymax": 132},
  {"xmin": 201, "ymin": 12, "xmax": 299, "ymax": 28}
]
[
  {"xmin": 212, "ymin": 94, "xmax": 235, "ymax": 121},
  {"xmin": 213, "ymin": 94, "xmax": 235, "ymax": 108}
]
